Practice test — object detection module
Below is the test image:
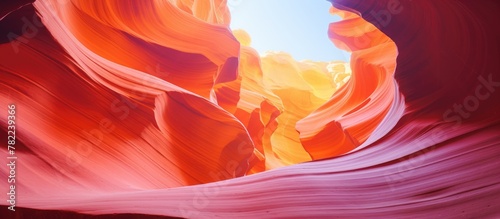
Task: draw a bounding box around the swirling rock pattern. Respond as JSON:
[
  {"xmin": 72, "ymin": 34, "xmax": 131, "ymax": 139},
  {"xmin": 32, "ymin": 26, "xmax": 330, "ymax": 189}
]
[{"xmin": 1, "ymin": 0, "xmax": 499, "ymax": 218}]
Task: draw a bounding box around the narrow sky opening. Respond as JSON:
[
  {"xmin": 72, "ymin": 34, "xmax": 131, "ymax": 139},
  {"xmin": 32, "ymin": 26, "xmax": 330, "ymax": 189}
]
[{"xmin": 228, "ymin": 0, "xmax": 350, "ymax": 62}]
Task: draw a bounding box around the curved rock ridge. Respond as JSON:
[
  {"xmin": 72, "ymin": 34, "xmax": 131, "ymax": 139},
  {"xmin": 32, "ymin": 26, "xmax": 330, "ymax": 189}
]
[{"xmin": 0, "ymin": 0, "xmax": 499, "ymax": 218}]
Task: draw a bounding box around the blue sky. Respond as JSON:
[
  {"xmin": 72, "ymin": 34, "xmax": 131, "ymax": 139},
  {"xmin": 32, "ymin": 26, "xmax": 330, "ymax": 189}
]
[{"xmin": 228, "ymin": 0, "xmax": 350, "ymax": 62}]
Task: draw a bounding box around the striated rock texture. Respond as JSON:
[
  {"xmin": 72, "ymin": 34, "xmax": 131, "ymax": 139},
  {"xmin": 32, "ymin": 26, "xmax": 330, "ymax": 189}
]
[{"xmin": 0, "ymin": 0, "xmax": 499, "ymax": 218}]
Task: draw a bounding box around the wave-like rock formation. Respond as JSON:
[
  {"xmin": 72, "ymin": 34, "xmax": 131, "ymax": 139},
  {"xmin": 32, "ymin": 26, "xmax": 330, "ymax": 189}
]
[{"xmin": 1, "ymin": 0, "xmax": 499, "ymax": 218}]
